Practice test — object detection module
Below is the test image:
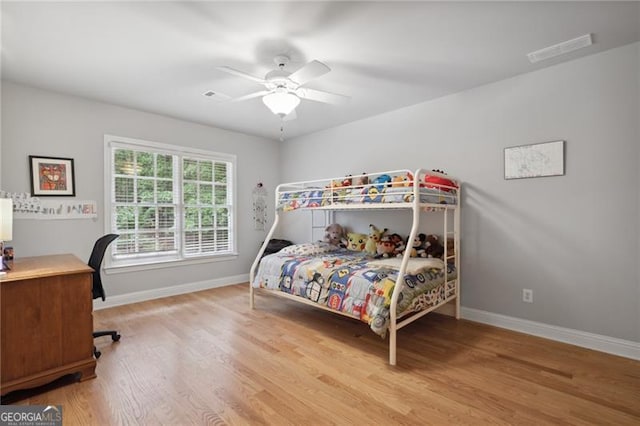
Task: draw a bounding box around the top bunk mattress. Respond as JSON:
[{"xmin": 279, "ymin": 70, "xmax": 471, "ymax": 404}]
[{"xmin": 277, "ymin": 169, "xmax": 459, "ymax": 211}]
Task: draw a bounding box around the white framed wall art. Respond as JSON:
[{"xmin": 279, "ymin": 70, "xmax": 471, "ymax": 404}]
[{"xmin": 504, "ymin": 140, "xmax": 565, "ymax": 180}]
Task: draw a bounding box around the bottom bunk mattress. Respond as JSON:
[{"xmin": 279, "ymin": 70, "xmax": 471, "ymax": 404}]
[{"xmin": 252, "ymin": 243, "xmax": 457, "ymax": 336}]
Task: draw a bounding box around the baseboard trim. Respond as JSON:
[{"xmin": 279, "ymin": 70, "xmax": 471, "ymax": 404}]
[
  {"xmin": 94, "ymin": 280, "xmax": 639, "ymax": 361},
  {"xmin": 93, "ymin": 274, "xmax": 249, "ymax": 310},
  {"xmin": 461, "ymin": 307, "xmax": 640, "ymax": 361}
]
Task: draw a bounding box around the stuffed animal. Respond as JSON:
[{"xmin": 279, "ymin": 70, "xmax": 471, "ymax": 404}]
[
  {"xmin": 365, "ymin": 224, "xmax": 387, "ymax": 255},
  {"xmin": 345, "ymin": 232, "xmax": 367, "ymax": 251},
  {"xmin": 330, "ymin": 176, "xmax": 352, "ymax": 202},
  {"xmin": 353, "ymin": 173, "xmax": 369, "ymax": 189},
  {"xmin": 323, "ymin": 223, "xmax": 345, "ymax": 247},
  {"xmin": 391, "ymin": 172, "xmax": 413, "ymax": 188},
  {"xmin": 425, "ymin": 234, "xmax": 445, "ymax": 259},
  {"xmin": 376, "ymin": 235, "xmax": 395, "ymax": 258},
  {"xmin": 372, "ymin": 174, "xmax": 392, "ymax": 191},
  {"xmin": 405, "ymin": 233, "xmax": 427, "ymax": 257},
  {"xmin": 387, "ymin": 233, "xmax": 405, "ymax": 257},
  {"xmin": 361, "ymin": 186, "xmax": 383, "ymax": 203},
  {"xmin": 422, "ymin": 169, "xmax": 458, "ymax": 192},
  {"xmin": 391, "ymin": 175, "xmax": 405, "ymax": 187}
]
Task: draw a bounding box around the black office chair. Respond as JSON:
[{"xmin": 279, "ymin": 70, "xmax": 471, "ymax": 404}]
[{"xmin": 89, "ymin": 234, "xmax": 121, "ymax": 359}]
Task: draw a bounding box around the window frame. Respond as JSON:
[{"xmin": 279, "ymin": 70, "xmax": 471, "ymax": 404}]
[{"xmin": 104, "ymin": 134, "xmax": 237, "ymax": 272}]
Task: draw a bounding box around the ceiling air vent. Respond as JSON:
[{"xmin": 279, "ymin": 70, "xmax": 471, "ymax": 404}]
[
  {"xmin": 527, "ymin": 34, "xmax": 593, "ymax": 63},
  {"xmin": 202, "ymin": 90, "xmax": 231, "ymax": 101}
]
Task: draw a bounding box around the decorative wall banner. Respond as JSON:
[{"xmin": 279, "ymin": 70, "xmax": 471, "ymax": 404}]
[
  {"xmin": 252, "ymin": 183, "xmax": 267, "ymax": 231},
  {"xmin": 0, "ymin": 191, "xmax": 97, "ymax": 220}
]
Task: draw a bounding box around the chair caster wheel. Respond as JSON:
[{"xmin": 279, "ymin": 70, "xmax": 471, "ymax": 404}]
[
  {"xmin": 94, "ymin": 349, "xmax": 102, "ymax": 359},
  {"xmin": 113, "ymin": 333, "xmax": 121, "ymax": 342}
]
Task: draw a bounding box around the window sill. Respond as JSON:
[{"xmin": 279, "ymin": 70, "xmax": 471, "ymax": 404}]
[{"xmin": 104, "ymin": 253, "xmax": 239, "ymax": 275}]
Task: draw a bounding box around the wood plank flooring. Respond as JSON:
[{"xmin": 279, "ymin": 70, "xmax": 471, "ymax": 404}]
[{"xmin": 4, "ymin": 283, "xmax": 639, "ymax": 425}]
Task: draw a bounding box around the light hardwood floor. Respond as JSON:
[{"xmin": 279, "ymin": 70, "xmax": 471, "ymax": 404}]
[{"xmin": 5, "ymin": 283, "xmax": 640, "ymax": 425}]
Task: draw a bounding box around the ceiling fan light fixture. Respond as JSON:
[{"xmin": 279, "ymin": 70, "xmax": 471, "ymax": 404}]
[{"xmin": 262, "ymin": 91, "xmax": 300, "ymax": 117}]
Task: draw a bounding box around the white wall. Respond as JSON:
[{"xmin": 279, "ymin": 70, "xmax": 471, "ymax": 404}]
[
  {"xmin": 1, "ymin": 81, "xmax": 279, "ymax": 296},
  {"xmin": 281, "ymin": 43, "xmax": 640, "ymax": 343}
]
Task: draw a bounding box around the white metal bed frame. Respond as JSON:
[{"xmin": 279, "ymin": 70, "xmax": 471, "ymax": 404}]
[{"xmin": 249, "ymin": 168, "xmax": 461, "ymax": 365}]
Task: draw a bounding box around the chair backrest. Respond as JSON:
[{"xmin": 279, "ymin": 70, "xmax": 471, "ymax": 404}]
[{"xmin": 89, "ymin": 234, "xmax": 119, "ymax": 301}]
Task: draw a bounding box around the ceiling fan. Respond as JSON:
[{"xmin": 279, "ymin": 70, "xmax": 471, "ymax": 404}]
[{"xmin": 217, "ymin": 55, "xmax": 349, "ymax": 120}]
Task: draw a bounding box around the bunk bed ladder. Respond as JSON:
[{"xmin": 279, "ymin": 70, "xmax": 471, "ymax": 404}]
[
  {"xmin": 443, "ymin": 206, "xmax": 460, "ymax": 319},
  {"xmin": 311, "ymin": 210, "xmax": 334, "ymax": 242}
]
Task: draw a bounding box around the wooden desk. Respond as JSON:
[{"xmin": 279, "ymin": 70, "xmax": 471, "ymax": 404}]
[{"xmin": 1, "ymin": 254, "xmax": 97, "ymax": 395}]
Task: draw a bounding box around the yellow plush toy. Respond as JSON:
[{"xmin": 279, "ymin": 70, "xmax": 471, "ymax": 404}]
[
  {"xmin": 345, "ymin": 232, "xmax": 367, "ymax": 251},
  {"xmin": 365, "ymin": 224, "xmax": 387, "ymax": 255}
]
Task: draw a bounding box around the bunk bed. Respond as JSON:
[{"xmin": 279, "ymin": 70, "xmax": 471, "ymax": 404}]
[{"xmin": 249, "ymin": 169, "xmax": 461, "ymax": 365}]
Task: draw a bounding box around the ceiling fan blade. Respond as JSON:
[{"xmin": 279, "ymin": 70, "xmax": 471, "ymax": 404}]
[
  {"xmin": 217, "ymin": 66, "xmax": 266, "ymax": 84},
  {"xmin": 288, "ymin": 60, "xmax": 330, "ymax": 85},
  {"xmin": 229, "ymin": 90, "xmax": 270, "ymax": 102},
  {"xmin": 283, "ymin": 109, "xmax": 297, "ymax": 121},
  {"xmin": 296, "ymin": 87, "xmax": 350, "ymax": 105}
]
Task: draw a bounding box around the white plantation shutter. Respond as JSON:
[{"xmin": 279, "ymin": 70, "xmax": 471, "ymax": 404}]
[{"xmin": 107, "ymin": 136, "xmax": 235, "ymax": 267}]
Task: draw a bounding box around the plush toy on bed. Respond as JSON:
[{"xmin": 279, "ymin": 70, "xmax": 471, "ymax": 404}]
[
  {"xmin": 323, "ymin": 223, "xmax": 346, "ymax": 247},
  {"xmin": 353, "ymin": 173, "xmax": 369, "ymax": 188},
  {"xmin": 389, "ymin": 234, "xmax": 407, "ymax": 257},
  {"xmin": 345, "ymin": 232, "xmax": 367, "ymax": 251},
  {"xmin": 391, "ymin": 172, "xmax": 413, "ymax": 187},
  {"xmin": 328, "ymin": 176, "xmax": 353, "ymax": 203},
  {"xmin": 405, "ymin": 233, "xmax": 427, "ymax": 257},
  {"xmin": 365, "ymin": 224, "xmax": 387, "ymax": 255},
  {"xmin": 376, "ymin": 235, "xmax": 395, "ymax": 258},
  {"xmin": 372, "ymin": 174, "xmax": 392, "ymax": 191},
  {"xmin": 391, "ymin": 175, "xmax": 404, "ymax": 188},
  {"xmin": 361, "ymin": 186, "xmax": 383, "ymax": 203},
  {"xmin": 389, "ymin": 233, "xmax": 405, "ymax": 257},
  {"xmin": 422, "ymin": 169, "xmax": 458, "ymax": 192},
  {"xmin": 425, "ymin": 234, "xmax": 445, "ymax": 259}
]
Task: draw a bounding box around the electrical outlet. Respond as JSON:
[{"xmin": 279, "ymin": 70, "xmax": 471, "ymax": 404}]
[{"xmin": 523, "ymin": 289, "xmax": 533, "ymax": 303}]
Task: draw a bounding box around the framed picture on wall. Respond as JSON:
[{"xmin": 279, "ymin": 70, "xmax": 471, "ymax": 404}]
[
  {"xmin": 504, "ymin": 140, "xmax": 565, "ymax": 180},
  {"xmin": 29, "ymin": 155, "xmax": 76, "ymax": 196}
]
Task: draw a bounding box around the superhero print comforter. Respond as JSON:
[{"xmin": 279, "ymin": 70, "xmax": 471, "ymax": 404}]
[{"xmin": 252, "ymin": 244, "xmax": 456, "ymax": 336}]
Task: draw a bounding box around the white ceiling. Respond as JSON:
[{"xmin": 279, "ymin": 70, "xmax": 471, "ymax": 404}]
[{"xmin": 2, "ymin": 1, "xmax": 639, "ymax": 141}]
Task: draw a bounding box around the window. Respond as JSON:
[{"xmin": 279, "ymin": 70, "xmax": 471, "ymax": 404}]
[{"xmin": 105, "ymin": 135, "xmax": 236, "ymax": 269}]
